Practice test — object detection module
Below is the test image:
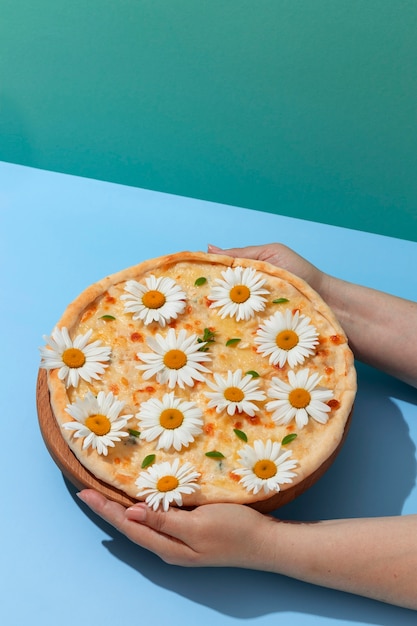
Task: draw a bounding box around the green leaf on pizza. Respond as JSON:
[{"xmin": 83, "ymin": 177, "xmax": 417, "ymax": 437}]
[
  {"xmin": 233, "ymin": 429, "xmax": 248, "ymax": 442},
  {"xmin": 281, "ymin": 433, "xmax": 298, "ymax": 446},
  {"xmin": 205, "ymin": 450, "xmax": 225, "ymax": 459},
  {"xmin": 226, "ymin": 338, "xmax": 241, "ymax": 347},
  {"xmin": 141, "ymin": 454, "xmax": 156, "ymax": 468}
]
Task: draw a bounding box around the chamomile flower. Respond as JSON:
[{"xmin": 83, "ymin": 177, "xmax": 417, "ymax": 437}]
[
  {"xmin": 208, "ymin": 266, "xmax": 269, "ymax": 321},
  {"xmin": 204, "ymin": 369, "xmax": 266, "ymax": 416},
  {"xmin": 63, "ymin": 391, "xmax": 132, "ymax": 455},
  {"xmin": 255, "ymin": 309, "xmax": 319, "ymax": 368},
  {"xmin": 39, "ymin": 327, "xmax": 111, "ymax": 388},
  {"xmin": 136, "ymin": 328, "xmax": 211, "ymax": 389},
  {"xmin": 135, "ymin": 458, "xmax": 200, "ymax": 511},
  {"xmin": 121, "ymin": 276, "xmax": 186, "ymax": 327},
  {"xmin": 137, "ymin": 392, "xmax": 204, "ymax": 451},
  {"xmin": 266, "ymin": 368, "xmax": 334, "ymax": 429},
  {"xmin": 233, "ymin": 439, "xmax": 298, "ymax": 495}
]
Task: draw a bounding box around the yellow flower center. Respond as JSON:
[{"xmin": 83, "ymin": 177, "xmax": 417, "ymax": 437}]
[
  {"xmin": 229, "ymin": 284, "xmax": 250, "ymax": 304},
  {"xmin": 142, "ymin": 289, "xmax": 166, "ymax": 309},
  {"xmin": 159, "ymin": 408, "xmax": 184, "ymax": 429},
  {"xmin": 253, "ymin": 459, "xmax": 277, "ymax": 479},
  {"xmin": 157, "ymin": 475, "xmax": 179, "ymax": 492},
  {"xmin": 163, "ymin": 349, "xmax": 187, "ymax": 370},
  {"xmin": 289, "ymin": 388, "xmax": 311, "ymax": 409},
  {"xmin": 62, "ymin": 347, "xmax": 86, "ymax": 368},
  {"xmin": 85, "ymin": 414, "xmax": 111, "ymax": 436},
  {"xmin": 276, "ymin": 329, "xmax": 299, "ymax": 351},
  {"xmin": 224, "ymin": 386, "xmax": 245, "ymax": 402}
]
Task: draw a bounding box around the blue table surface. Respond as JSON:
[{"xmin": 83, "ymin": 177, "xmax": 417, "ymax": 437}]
[{"xmin": 1, "ymin": 161, "xmax": 416, "ymax": 625}]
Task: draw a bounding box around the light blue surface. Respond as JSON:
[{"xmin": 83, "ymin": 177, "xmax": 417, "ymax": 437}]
[{"xmin": 1, "ymin": 161, "xmax": 416, "ymax": 625}]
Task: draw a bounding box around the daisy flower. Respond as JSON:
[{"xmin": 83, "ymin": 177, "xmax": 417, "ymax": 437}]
[
  {"xmin": 40, "ymin": 327, "xmax": 111, "ymax": 388},
  {"xmin": 136, "ymin": 328, "xmax": 211, "ymax": 389},
  {"xmin": 233, "ymin": 439, "xmax": 298, "ymax": 495},
  {"xmin": 204, "ymin": 369, "xmax": 266, "ymax": 416},
  {"xmin": 266, "ymin": 368, "xmax": 334, "ymax": 429},
  {"xmin": 135, "ymin": 458, "xmax": 200, "ymax": 511},
  {"xmin": 137, "ymin": 392, "xmax": 204, "ymax": 451},
  {"xmin": 63, "ymin": 391, "xmax": 132, "ymax": 455},
  {"xmin": 208, "ymin": 265, "xmax": 269, "ymax": 321},
  {"xmin": 121, "ymin": 276, "xmax": 186, "ymax": 327},
  {"xmin": 255, "ymin": 309, "xmax": 319, "ymax": 368}
]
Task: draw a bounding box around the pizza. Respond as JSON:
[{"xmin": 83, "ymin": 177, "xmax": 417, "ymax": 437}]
[{"xmin": 39, "ymin": 251, "xmax": 356, "ymax": 512}]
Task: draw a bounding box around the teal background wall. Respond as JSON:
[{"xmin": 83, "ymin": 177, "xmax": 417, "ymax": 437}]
[{"xmin": 1, "ymin": 0, "xmax": 416, "ymax": 241}]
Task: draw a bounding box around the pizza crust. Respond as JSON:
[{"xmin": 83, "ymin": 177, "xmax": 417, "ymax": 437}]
[{"xmin": 44, "ymin": 251, "xmax": 356, "ymax": 509}]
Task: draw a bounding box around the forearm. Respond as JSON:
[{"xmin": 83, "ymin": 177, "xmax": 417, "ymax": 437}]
[
  {"xmin": 316, "ymin": 274, "xmax": 417, "ymax": 387},
  {"xmin": 254, "ymin": 513, "xmax": 417, "ymax": 609}
]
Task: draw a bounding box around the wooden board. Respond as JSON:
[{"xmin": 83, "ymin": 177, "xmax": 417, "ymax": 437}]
[{"xmin": 36, "ymin": 368, "xmax": 353, "ymax": 513}]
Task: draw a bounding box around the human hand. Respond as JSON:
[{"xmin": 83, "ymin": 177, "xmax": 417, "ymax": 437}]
[
  {"xmin": 207, "ymin": 243, "xmax": 325, "ymax": 295},
  {"xmin": 77, "ymin": 489, "xmax": 276, "ymax": 569}
]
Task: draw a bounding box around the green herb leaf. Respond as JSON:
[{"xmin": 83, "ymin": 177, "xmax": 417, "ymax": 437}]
[
  {"xmin": 245, "ymin": 370, "xmax": 260, "ymax": 378},
  {"xmin": 194, "ymin": 276, "xmax": 207, "ymax": 286},
  {"xmin": 99, "ymin": 315, "xmax": 116, "ymax": 320},
  {"xmin": 141, "ymin": 454, "xmax": 156, "ymax": 468},
  {"xmin": 128, "ymin": 429, "xmax": 141, "ymax": 438},
  {"xmin": 272, "ymin": 298, "xmax": 289, "ymax": 304},
  {"xmin": 226, "ymin": 338, "xmax": 241, "ymax": 347},
  {"xmin": 205, "ymin": 450, "xmax": 225, "ymax": 459},
  {"xmin": 197, "ymin": 327, "xmax": 216, "ymax": 351},
  {"xmin": 281, "ymin": 433, "xmax": 298, "ymax": 446},
  {"xmin": 233, "ymin": 428, "xmax": 248, "ymax": 442}
]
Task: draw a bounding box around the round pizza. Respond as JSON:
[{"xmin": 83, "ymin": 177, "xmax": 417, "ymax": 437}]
[{"xmin": 39, "ymin": 251, "xmax": 356, "ymax": 512}]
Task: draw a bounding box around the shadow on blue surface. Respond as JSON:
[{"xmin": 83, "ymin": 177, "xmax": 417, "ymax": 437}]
[{"xmin": 69, "ymin": 364, "xmax": 417, "ymax": 624}]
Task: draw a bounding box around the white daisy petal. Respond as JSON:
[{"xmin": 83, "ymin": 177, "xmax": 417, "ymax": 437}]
[
  {"xmin": 39, "ymin": 326, "xmax": 111, "ymax": 388},
  {"xmin": 135, "ymin": 460, "xmax": 200, "ymax": 511},
  {"xmin": 266, "ymin": 368, "xmax": 334, "ymax": 429},
  {"xmin": 204, "ymin": 369, "xmax": 266, "ymax": 416},
  {"xmin": 62, "ymin": 391, "xmax": 132, "ymax": 455},
  {"xmin": 233, "ymin": 439, "xmax": 298, "ymax": 495},
  {"xmin": 208, "ymin": 266, "xmax": 269, "ymax": 321},
  {"xmin": 136, "ymin": 328, "xmax": 211, "ymax": 389},
  {"xmin": 137, "ymin": 392, "xmax": 204, "ymax": 451},
  {"xmin": 121, "ymin": 276, "xmax": 187, "ymax": 327},
  {"xmin": 255, "ymin": 309, "xmax": 319, "ymax": 368}
]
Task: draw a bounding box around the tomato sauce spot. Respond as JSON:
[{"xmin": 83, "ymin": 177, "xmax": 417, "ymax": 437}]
[{"xmin": 327, "ymin": 399, "xmax": 340, "ymax": 409}]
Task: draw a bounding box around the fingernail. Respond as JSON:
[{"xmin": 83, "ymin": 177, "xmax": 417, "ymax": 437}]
[
  {"xmin": 208, "ymin": 244, "xmax": 223, "ymax": 252},
  {"xmin": 126, "ymin": 503, "xmax": 147, "ymax": 522}
]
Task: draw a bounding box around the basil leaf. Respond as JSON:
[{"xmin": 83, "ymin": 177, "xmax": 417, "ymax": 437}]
[
  {"xmin": 99, "ymin": 315, "xmax": 116, "ymax": 320},
  {"xmin": 272, "ymin": 298, "xmax": 289, "ymax": 304},
  {"xmin": 233, "ymin": 429, "xmax": 248, "ymax": 442},
  {"xmin": 141, "ymin": 454, "xmax": 156, "ymax": 468},
  {"xmin": 281, "ymin": 433, "xmax": 298, "ymax": 445},
  {"xmin": 245, "ymin": 370, "xmax": 260, "ymax": 378},
  {"xmin": 194, "ymin": 277, "xmax": 207, "ymax": 286},
  {"xmin": 128, "ymin": 429, "xmax": 141, "ymax": 438},
  {"xmin": 205, "ymin": 451, "xmax": 225, "ymax": 459},
  {"xmin": 226, "ymin": 338, "xmax": 241, "ymax": 347}
]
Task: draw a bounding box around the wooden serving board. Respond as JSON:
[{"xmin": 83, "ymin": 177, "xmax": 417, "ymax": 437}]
[{"xmin": 36, "ymin": 368, "xmax": 352, "ymax": 513}]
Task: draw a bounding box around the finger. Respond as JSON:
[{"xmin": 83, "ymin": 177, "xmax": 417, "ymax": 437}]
[
  {"xmin": 126, "ymin": 502, "xmax": 195, "ymax": 542},
  {"xmin": 79, "ymin": 490, "xmax": 198, "ymax": 564},
  {"xmin": 207, "ymin": 243, "xmax": 271, "ymax": 259},
  {"xmin": 77, "ymin": 489, "xmax": 132, "ymax": 533}
]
